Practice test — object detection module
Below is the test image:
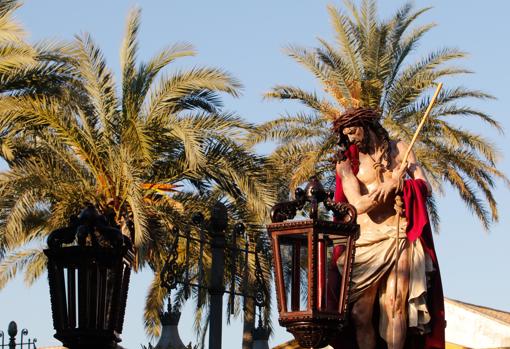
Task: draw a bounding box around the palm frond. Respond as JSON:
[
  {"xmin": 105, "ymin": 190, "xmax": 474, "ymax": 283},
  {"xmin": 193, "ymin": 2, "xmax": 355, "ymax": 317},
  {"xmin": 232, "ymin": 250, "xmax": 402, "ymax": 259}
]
[
  {"xmin": 147, "ymin": 67, "xmax": 241, "ymax": 125},
  {"xmin": 0, "ymin": 0, "xmax": 25, "ymax": 43},
  {"xmin": 244, "ymin": 112, "xmax": 327, "ymax": 147},
  {"xmin": 327, "ymin": 4, "xmax": 362, "ymax": 80},
  {"xmin": 0, "ymin": 248, "xmax": 44, "ymax": 290},
  {"xmin": 120, "ymin": 7, "xmax": 140, "ymax": 96},
  {"xmin": 265, "ymin": 85, "xmax": 338, "ymax": 119},
  {"xmin": 74, "ymin": 32, "xmax": 119, "ymax": 143},
  {"xmin": 144, "ymin": 273, "xmax": 166, "ymax": 339}
]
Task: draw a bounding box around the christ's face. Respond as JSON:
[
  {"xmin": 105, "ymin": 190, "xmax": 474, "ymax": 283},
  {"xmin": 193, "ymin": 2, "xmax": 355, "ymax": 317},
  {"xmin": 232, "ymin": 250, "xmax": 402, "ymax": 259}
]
[{"xmin": 342, "ymin": 126, "xmax": 366, "ymax": 150}]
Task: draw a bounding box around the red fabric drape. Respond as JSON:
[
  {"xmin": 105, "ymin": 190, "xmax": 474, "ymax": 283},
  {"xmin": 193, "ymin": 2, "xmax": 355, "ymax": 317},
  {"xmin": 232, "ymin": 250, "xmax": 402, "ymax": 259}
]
[
  {"xmin": 403, "ymin": 179, "xmax": 445, "ymax": 349},
  {"xmin": 334, "ymin": 145, "xmax": 360, "ymax": 203}
]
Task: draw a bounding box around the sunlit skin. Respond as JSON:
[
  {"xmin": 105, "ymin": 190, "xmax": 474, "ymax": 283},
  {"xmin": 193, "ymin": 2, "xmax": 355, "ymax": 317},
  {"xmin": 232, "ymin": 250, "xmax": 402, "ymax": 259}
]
[{"xmin": 337, "ymin": 125, "xmax": 431, "ymax": 349}]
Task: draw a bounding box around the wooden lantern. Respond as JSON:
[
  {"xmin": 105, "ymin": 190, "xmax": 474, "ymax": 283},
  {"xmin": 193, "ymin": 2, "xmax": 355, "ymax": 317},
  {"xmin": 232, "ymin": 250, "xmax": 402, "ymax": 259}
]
[{"xmin": 267, "ymin": 177, "xmax": 359, "ymax": 348}]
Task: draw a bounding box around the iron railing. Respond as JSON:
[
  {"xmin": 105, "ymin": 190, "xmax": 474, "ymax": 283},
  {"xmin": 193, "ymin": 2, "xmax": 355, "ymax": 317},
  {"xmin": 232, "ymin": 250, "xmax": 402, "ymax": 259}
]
[
  {"xmin": 0, "ymin": 321, "xmax": 37, "ymax": 349},
  {"xmin": 159, "ymin": 202, "xmax": 270, "ymax": 349}
]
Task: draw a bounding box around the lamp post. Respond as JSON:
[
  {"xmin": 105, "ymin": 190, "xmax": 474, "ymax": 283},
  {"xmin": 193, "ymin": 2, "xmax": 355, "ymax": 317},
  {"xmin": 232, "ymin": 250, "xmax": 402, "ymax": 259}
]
[
  {"xmin": 252, "ymin": 318, "xmax": 270, "ymax": 349},
  {"xmin": 207, "ymin": 202, "xmax": 228, "ymax": 349},
  {"xmin": 154, "ymin": 303, "xmax": 187, "ymax": 349},
  {"xmin": 267, "ymin": 177, "xmax": 359, "ymax": 348},
  {"xmin": 44, "ymin": 205, "xmax": 134, "ymax": 349}
]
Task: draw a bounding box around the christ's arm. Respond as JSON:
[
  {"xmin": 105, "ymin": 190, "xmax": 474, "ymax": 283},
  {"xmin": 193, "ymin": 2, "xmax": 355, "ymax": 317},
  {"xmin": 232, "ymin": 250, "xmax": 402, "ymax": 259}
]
[
  {"xmin": 397, "ymin": 141, "xmax": 432, "ymax": 196},
  {"xmin": 336, "ymin": 159, "xmax": 378, "ymax": 214}
]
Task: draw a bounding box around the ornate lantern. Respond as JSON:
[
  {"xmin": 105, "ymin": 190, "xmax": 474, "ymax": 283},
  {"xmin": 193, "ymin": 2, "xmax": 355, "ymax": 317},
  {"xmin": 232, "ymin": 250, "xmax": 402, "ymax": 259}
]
[
  {"xmin": 44, "ymin": 205, "xmax": 134, "ymax": 349},
  {"xmin": 267, "ymin": 177, "xmax": 359, "ymax": 348}
]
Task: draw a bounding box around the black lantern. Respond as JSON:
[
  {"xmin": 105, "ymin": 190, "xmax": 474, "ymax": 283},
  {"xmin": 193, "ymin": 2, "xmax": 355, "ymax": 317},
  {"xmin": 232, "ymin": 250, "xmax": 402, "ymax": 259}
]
[
  {"xmin": 44, "ymin": 205, "xmax": 134, "ymax": 349},
  {"xmin": 267, "ymin": 177, "xmax": 359, "ymax": 348}
]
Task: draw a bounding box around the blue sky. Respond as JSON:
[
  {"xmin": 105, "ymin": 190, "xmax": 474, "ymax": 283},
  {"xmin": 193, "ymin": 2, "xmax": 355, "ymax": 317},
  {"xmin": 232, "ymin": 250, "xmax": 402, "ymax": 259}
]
[{"xmin": 0, "ymin": 0, "xmax": 509, "ymax": 348}]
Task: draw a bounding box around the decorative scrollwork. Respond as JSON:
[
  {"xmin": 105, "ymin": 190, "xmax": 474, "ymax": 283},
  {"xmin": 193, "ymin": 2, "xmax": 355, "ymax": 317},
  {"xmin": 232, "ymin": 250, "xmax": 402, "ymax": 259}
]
[
  {"xmin": 324, "ymin": 190, "xmax": 357, "ymax": 224},
  {"xmin": 254, "ymin": 289, "xmax": 266, "ymax": 308},
  {"xmin": 253, "ymin": 242, "xmax": 268, "ymax": 308},
  {"xmin": 271, "ymin": 177, "xmax": 357, "ymax": 224},
  {"xmin": 160, "ymin": 233, "xmax": 181, "ymax": 292},
  {"xmin": 286, "ymin": 321, "xmax": 341, "ymax": 348},
  {"xmin": 270, "ymin": 187, "xmax": 306, "ymax": 223},
  {"xmin": 158, "ymin": 202, "xmax": 271, "ymax": 327},
  {"xmin": 1, "ymin": 322, "xmax": 37, "ymax": 349},
  {"xmin": 47, "ymin": 205, "xmax": 131, "ymax": 250},
  {"xmin": 46, "ymin": 216, "xmax": 79, "ymax": 249},
  {"xmin": 233, "ymin": 222, "xmax": 245, "ymax": 237}
]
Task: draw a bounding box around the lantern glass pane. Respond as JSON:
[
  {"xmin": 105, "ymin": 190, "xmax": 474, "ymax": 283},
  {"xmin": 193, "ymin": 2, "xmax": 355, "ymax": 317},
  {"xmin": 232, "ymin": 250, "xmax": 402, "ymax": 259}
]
[
  {"xmin": 320, "ymin": 235, "xmax": 351, "ymax": 313},
  {"xmin": 280, "ymin": 234, "xmax": 309, "ymax": 312},
  {"xmin": 63, "ymin": 267, "xmax": 78, "ymax": 327}
]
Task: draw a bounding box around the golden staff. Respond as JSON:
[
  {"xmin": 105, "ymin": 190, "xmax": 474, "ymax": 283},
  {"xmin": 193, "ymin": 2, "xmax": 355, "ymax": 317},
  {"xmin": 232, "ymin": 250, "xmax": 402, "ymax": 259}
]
[
  {"xmin": 391, "ymin": 82, "xmax": 443, "ymax": 323},
  {"xmin": 399, "ymin": 82, "xmax": 444, "ymax": 172}
]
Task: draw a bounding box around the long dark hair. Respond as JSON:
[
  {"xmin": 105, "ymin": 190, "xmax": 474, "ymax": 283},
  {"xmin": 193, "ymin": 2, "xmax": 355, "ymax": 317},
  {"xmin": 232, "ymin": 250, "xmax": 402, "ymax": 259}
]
[
  {"xmin": 335, "ymin": 120, "xmax": 392, "ymax": 168},
  {"xmin": 366, "ymin": 121, "xmax": 391, "ymax": 168},
  {"xmin": 332, "ymin": 107, "xmax": 391, "ymax": 168}
]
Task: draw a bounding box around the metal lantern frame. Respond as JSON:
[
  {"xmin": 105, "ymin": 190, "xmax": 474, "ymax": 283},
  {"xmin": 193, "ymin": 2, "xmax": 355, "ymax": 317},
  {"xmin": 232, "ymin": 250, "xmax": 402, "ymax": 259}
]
[
  {"xmin": 267, "ymin": 178, "xmax": 359, "ymax": 348},
  {"xmin": 44, "ymin": 206, "xmax": 134, "ymax": 349}
]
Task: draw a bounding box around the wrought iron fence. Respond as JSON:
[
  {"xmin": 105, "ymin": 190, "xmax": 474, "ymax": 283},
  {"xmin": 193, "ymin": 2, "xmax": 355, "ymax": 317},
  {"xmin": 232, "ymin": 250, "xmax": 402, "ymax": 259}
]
[
  {"xmin": 0, "ymin": 321, "xmax": 37, "ymax": 349},
  {"xmin": 159, "ymin": 202, "xmax": 270, "ymax": 349},
  {"xmin": 160, "ymin": 217, "xmax": 269, "ymax": 312}
]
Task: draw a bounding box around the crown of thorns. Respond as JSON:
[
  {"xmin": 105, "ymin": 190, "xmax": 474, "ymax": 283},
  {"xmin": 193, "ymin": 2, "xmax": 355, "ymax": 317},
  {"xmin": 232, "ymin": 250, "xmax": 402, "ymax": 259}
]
[{"xmin": 332, "ymin": 107, "xmax": 381, "ymax": 134}]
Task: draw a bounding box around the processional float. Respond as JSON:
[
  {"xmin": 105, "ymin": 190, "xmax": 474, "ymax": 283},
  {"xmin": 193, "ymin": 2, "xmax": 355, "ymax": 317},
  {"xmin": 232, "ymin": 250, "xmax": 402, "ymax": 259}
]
[{"xmin": 267, "ymin": 83, "xmax": 444, "ymax": 348}]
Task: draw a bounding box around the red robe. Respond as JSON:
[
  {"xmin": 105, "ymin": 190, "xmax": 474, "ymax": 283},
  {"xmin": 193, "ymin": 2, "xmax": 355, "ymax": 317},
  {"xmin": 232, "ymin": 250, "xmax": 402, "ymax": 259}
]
[{"xmin": 330, "ymin": 145, "xmax": 445, "ymax": 349}]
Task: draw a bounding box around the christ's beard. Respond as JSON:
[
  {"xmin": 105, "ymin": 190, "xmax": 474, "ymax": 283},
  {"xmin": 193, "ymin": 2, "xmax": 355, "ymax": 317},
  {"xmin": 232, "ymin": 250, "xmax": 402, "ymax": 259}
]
[{"xmin": 357, "ymin": 135, "xmax": 370, "ymax": 153}]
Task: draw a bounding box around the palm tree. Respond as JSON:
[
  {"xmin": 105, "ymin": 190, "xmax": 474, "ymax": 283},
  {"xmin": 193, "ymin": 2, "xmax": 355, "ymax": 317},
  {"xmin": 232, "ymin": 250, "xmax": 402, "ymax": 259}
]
[
  {"xmin": 0, "ymin": 0, "xmax": 80, "ymax": 261},
  {"xmin": 248, "ymin": 0, "xmax": 508, "ymax": 229},
  {"xmin": 0, "ymin": 7, "xmax": 274, "ymax": 344},
  {"xmin": 0, "ymin": 0, "xmax": 77, "ymax": 161}
]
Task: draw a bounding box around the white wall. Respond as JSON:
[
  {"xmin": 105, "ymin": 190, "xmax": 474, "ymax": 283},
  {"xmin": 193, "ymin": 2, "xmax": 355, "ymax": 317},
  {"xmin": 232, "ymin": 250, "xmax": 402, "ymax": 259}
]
[{"xmin": 445, "ymin": 300, "xmax": 510, "ymax": 348}]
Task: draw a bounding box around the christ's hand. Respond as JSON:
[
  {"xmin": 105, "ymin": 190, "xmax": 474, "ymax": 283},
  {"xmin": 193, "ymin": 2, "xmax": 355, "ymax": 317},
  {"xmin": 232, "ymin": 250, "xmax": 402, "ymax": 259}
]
[{"xmin": 368, "ymin": 177, "xmax": 399, "ymax": 203}]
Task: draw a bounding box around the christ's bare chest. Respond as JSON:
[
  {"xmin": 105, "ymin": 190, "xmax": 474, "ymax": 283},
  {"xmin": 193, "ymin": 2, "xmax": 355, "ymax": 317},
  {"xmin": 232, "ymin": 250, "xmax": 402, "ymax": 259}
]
[{"xmin": 356, "ymin": 152, "xmax": 399, "ymax": 194}]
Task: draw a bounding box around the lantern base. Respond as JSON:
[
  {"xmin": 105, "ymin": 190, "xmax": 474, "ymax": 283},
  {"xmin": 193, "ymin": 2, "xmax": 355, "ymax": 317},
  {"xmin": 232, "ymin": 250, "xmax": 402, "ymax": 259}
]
[
  {"xmin": 56, "ymin": 328, "xmax": 121, "ymax": 349},
  {"xmin": 284, "ymin": 320, "xmax": 344, "ymax": 349}
]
